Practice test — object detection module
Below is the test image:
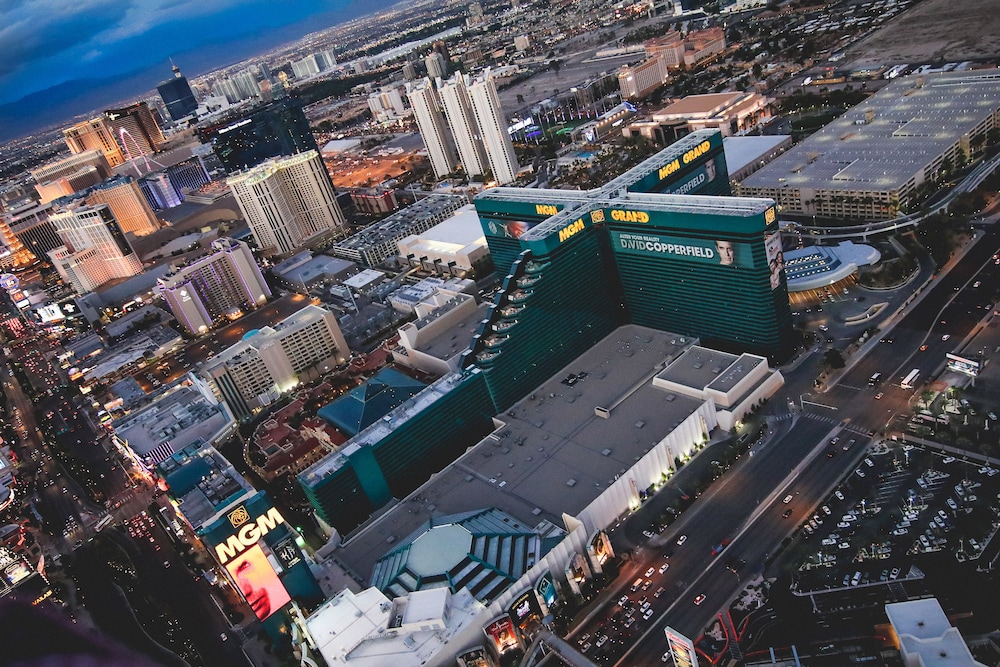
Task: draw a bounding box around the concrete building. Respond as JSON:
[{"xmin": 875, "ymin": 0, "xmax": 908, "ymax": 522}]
[
  {"xmin": 155, "ymin": 238, "xmax": 271, "ymax": 334},
  {"xmin": 330, "ymin": 194, "xmax": 466, "ymax": 266},
  {"xmin": 885, "ymin": 599, "xmax": 987, "ymax": 667},
  {"xmin": 439, "ymin": 73, "xmax": 489, "ymax": 178},
  {"xmin": 48, "ymin": 204, "xmax": 143, "ymax": 293},
  {"xmin": 1, "ymin": 201, "xmax": 61, "ymax": 259},
  {"xmin": 31, "ymin": 151, "xmax": 114, "ymax": 202},
  {"xmin": 393, "ymin": 290, "xmax": 490, "ymax": 376},
  {"xmin": 396, "ymin": 203, "xmax": 490, "ymax": 277},
  {"xmin": 739, "ymin": 70, "xmax": 1000, "ymax": 220},
  {"xmin": 368, "ymin": 87, "xmax": 408, "ymax": 123},
  {"xmin": 227, "ymin": 151, "xmax": 346, "ymax": 255},
  {"xmin": 644, "ymin": 28, "xmax": 726, "ymax": 69},
  {"xmin": 110, "ymin": 376, "xmax": 236, "ymax": 469},
  {"xmin": 271, "ymin": 251, "xmax": 357, "ymax": 291},
  {"xmin": 466, "ymin": 68, "xmax": 520, "ymax": 185},
  {"xmin": 722, "ymin": 135, "xmax": 793, "ymax": 182},
  {"xmin": 104, "ymin": 102, "xmax": 165, "ymax": 158},
  {"xmin": 30, "ymin": 150, "xmax": 113, "ymax": 185},
  {"xmin": 63, "ymin": 117, "xmax": 126, "ymax": 167},
  {"xmin": 628, "ymin": 92, "xmax": 772, "ymax": 140},
  {"xmin": 407, "ymin": 78, "xmax": 460, "ymax": 178},
  {"xmin": 80, "ymin": 175, "xmax": 160, "ymax": 236},
  {"xmin": 425, "ymin": 52, "xmax": 449, "ymax": 80},
  {"xmin": 618, "ymin": 56, "xmax": 672, "ymax": 99},
  {"xmin": 306, "ymin": 586, "xmax": 487, "ymax": 667},
  {"xmin": 201, "ymin": 305, "xmax": 350, "ymax": 419}
]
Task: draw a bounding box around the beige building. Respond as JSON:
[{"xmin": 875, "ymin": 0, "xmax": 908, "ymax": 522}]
[
  {"xmin": 228, "ymin": 151, "xmax": 346, "ymax": 255},
  {"xmin": 63, "ymin": 118, "xmax": 126, "ymax": 167},
  {"xmin": 83, "ymin": 176, "xmax": 160, "ymax": 236},
  {"xmin": 201, "ymin": 305, "xmax": 349, "ymax": 419},
  {"xmin": 48, "ymin": 204, "xmax": 143, "ymax": 293},
  {"xmin": 644, "ymin": 27, "xmax": 726, "ymax": 69},
  {"xmin": 156, "ymin": 238, "xmax": 271, "ymax": 334},
  {"xmin": 32, "ymin": 151, "xmax": 114, "ymax": 203},
  {"xmin": 624, "ymin": 92, "xmax": 771, "ymax": 143},
  {"xmin": 618, "ymin": 56, "xmax": 671, "ymax": 99}
]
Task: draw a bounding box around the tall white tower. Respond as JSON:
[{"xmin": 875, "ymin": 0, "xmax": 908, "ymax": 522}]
[
  {"xmin": 438, "ymin": 73, "xmax": 489, "ymax": 178},
  {"xmin": 467, "ymin": 68, "xmax": 520, "ymax": 185},
  {"xmin": 406, "ymin": 78, "xmax": 459, "ymax": 179},
  {"xmin": 228, "ymin": 151, "xmax": 345, "ymax": 255}
]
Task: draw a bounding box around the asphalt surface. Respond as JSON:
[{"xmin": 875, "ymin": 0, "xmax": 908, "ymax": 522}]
[{"xmin": 568, "ymin": 223, "xmax": 1000, "ymax": 664}]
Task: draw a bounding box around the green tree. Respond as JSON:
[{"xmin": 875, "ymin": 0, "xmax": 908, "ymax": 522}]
[{"xmin": 823, "ymin": 348, "xmax": 845, "ymax": 369}]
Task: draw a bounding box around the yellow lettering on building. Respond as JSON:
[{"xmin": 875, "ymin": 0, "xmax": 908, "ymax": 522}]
[
  {"xmin": 536, "ymin": 204, "xmax": 558, "ymax": 216},
  {"xmin": 681, "ymin": 140, "xmax": 712, "ymax": 165},
  {"xmin": 657, "ymin": 159, "xmax": 681, "ymax": 180},
  {"xmin": 609, "ymin": 209, "xmax": 651, "ymax": 224},
  {"xmin": 215, "ymin": 507, "xmax": 286, "ymax": 564},
  {"xmin": 558, "ymin": 219, "xmax": 586, "ymax": 243}
]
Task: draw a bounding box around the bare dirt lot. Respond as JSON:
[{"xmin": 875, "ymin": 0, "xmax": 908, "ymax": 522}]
[{"xmin": 845, "ymin": 0, "xmax": 1000, "ymax": 67}]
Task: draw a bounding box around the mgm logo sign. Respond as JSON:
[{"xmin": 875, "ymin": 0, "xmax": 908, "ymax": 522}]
[{"xmin": 214, "ymin": 506, "xmax": 287, "ymax": 565}]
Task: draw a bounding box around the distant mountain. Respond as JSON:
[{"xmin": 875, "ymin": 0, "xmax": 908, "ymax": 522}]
[{"xmin": 0, "ymin": 68, "xmax": 162, "ymax": 142}]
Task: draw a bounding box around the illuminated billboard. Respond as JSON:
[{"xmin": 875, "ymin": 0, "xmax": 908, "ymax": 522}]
[
  {"xmin": 947, "ymin": 353, "xmax": 981, "ymax": 377},
  {"xmin": 765, "ymin": 231, "xmax": 784, "ymax": 290},
  {"xmin": 484, "ymin": 616, "xmax": 519, "ymax": 654},
  {"xmin": 213, "ymin": 505, "xmax": 287, "ymax": 565},
  {"xmin": 226, "ymin": 544, "xmax": 291, "ymax": 620},
  {"xmin": 611, "ymin": 230, "xmax": 754, "ymax": 268},
  {"xmin": 665, "ymin": 626, "xmax": 699, "ymax": 667},
  {"xmin": 484, "ymin": 219, "xmax": 539, "ymax": 240},
  {"xmin": 534, "ymin": 571, "xmax": 557, "ymax": 607},
  {"xmin": 588, "ymin": 530, "xmax": 615, "ymax": 570}
]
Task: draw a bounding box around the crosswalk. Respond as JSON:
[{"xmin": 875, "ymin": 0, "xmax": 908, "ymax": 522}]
[{"xmin": 769, "ymin": 411, "xmax": 872, "ymax": 436}]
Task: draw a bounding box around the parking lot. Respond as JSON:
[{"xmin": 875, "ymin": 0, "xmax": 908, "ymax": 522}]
[{"xmin": 790, "ymin": 440, "xmax": 1000, "ymax": 603}]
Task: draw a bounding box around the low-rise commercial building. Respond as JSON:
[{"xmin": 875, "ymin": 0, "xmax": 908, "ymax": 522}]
[{"xmin": 739, "ymin": 71, "xmax": 1000, "ymax": 220}]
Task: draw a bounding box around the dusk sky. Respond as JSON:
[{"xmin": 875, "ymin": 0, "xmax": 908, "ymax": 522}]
[{"xmin": 0, "ymin": 0, "xmax": 392, "ymax": 142}]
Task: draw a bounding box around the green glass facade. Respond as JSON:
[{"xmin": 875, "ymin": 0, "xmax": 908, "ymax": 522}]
[
  {"xmin": 301, "ymin": 371, "xmax": 496, "ymax": 535},
  {"xmin": 300, "ymin": 130, "xmax": 792, "ymax": 535}
]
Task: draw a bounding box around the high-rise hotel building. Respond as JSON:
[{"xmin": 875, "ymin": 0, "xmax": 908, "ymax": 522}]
[
  {"xmin": 227, "ymin": 151, "xmax": 346, "ymax": 255},
  {"xmin": 63, "ymin": 118, "xmax": 126, "ymax": 167},
  {"xmin": 201, "ymin": 305, "xmax": 350, "ymax": 419},
  {"xmin": 467, "ymin": 68, "xmax": 520, "ymax": 186},
  {"xmin": 406, "ymin": 78, "xmax": 459, "ymax": 179},
  {"xmin": 156, "ymin": 238, "xmax": 271, "ymax": 334},
  {"xmin": 407, "ymin": 69, "xmax": 519, "ymax": 184},
  {"xmin": 48, "ymin": 204, "xmax": 142, "ymax": 293}
]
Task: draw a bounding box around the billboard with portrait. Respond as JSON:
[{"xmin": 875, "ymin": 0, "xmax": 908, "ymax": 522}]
[
  {"xmin": 483, "ymin": 218, "xmax": 540, "ymax": 240},
  {"xmin": 484, "ymin": 616, "xmax": 518, "ymax": 654},
  {"xmin": 611, "ymin": 230, "xmax": 754, "ymax": 268},
  {"xmin": 225, "ymin": 544, "xmax": 291, "ymax": 621},
  {"xmin": 764, "ymin": 232, "xmax": 784, "ymax": 290}
]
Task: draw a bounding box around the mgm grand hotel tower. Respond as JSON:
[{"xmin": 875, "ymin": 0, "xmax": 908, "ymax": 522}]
[
  {"xmin": 300, "ymin": 130, "xmax": 793, "ymax": 535},
  {"xmin": 473, "ymin": 129, "xmax": 793, "ymax": 407}
]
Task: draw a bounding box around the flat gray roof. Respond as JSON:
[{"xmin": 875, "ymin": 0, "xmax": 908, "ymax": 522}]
[
  {"xmin": 413, "ymin": 301, "xmax": 492, "ymax": 362},
  {"xmin": 741, "ymin": 70, "xmax": 1000, "ymax": 193},
  {"xmin": 656, "ymin": 345, "xmax": 740, "ymax": 390},
  {"xmin": 723, "ymin": 135, "xmax": 791, "ymax": 177},
  {"xmin": 336, "ymin": 325, "xmax": 704, "ymax": 579}
]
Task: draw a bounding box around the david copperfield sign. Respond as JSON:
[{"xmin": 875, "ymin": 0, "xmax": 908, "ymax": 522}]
[{"xmin": 611, "ymin": 231, "xmax": 754, "ymax": 268}]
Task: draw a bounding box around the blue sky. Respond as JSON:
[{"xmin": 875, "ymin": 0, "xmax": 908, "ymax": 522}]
[{"xmin": 0, "ymin": 0, "xmax": 382, "ymax": 141}]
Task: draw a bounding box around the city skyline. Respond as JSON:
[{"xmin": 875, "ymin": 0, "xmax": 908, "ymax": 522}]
[{"xmin": 0, "ymin": 0, "xmax": 403, "ymax": 142}]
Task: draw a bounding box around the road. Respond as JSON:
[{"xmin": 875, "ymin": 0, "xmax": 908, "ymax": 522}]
[
  {"xmin": 576, "ymin": 412, "xmax": 870, "ymax": 664},
  {"xmin": 565, "ymin": 224, "xmax": 1000, "ymax": 664}
]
